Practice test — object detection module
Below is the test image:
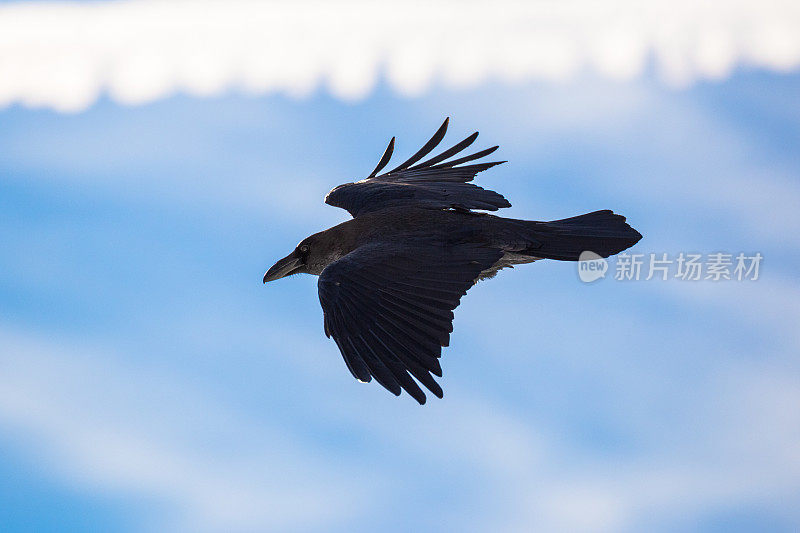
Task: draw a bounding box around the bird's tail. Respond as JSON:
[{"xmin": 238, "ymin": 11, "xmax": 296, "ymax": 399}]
[{"xmin": 521, "ymin": 210, "xmax": 642, "ymax": 261}]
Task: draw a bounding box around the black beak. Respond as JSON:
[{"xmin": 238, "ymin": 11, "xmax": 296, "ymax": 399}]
[{"xmin": 263, "ymin": 252, "xmax": 303, "ymax": 283}]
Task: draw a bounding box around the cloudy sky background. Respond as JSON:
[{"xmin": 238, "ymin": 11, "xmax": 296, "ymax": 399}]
[{"xmin": 1, "ymin": 1, "xmax": 800, "ymax": 531}]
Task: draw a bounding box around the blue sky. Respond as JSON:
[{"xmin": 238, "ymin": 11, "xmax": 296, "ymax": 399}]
[
  {"xmin": 2, "ymin": 70, "xmax": 799, "ymax": 532},
  {"xmin": 1, "ymin": 2, "xmax": 800, "ymax": 531}
]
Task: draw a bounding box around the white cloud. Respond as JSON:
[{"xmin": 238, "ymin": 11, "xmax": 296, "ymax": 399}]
[
  {"xmin": 0, "ymin": 0, "xmax": 799, "ymax": 112},
  {"xmin": 2, "ymin": 272, "xmax": 800, "ymax": 531},
  {"xmin": 0, "ymin": 327, "xmax": 369, "ymax": 532}
]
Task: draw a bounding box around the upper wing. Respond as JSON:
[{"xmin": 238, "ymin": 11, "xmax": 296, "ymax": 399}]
[
  {"xmin": 317, "ymin": 241, "xmax": 503, "ymax": 404},
  {"xmin": 324, "ymin": 118, "xmax": 510, "ymax": 217}
]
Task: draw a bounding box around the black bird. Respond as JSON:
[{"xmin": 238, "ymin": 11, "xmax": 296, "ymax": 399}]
[{"xmin": 263, "ymin": 118, "xmax": 642, "ymax": 404}]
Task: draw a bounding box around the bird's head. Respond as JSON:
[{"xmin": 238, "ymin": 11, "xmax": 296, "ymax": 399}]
[{"xmin": 263, "ymin": 236, "xmax": 318, "ymax": 283}]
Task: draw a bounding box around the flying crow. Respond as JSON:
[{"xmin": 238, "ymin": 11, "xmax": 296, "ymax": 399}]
[{"xmin": 263, "ymin": 118, "xmax": 642, "ymax": 404}]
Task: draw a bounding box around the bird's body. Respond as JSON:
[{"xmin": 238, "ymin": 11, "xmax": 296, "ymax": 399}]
[
  {"xmin": 264, "ymin": 119, "xmax": 642, "ymax": 404},
  {"xmin": 296, "ymin": 206, "xmax": 635, "ymax": 279},
  {"xmin": 291, "ymin": 207, "xmax": 532, "ymax": 279}
]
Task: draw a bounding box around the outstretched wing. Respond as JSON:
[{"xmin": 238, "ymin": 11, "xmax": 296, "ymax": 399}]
[
  {"xmin": 325, "ymin": 118, "xmax": 510, "ymax": 217},
  {"xmin": 317, "ymin": 241, "xmax": 503, "ymax": 404}
]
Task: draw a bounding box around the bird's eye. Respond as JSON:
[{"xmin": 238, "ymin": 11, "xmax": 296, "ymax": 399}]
[{"xmin": 299, "ymin": 245, "xmax": 309, "ymax": 253}]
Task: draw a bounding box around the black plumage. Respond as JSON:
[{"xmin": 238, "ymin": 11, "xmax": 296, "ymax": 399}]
[{"xmin": 263, "ymin": 118, "xmax": 642, "ymax": 404}]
